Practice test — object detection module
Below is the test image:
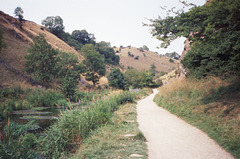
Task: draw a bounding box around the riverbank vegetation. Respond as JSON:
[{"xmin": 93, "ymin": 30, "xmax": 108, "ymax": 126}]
[
  {"xmin": 0, "ymin": 88, "xmax": 151, "ymax": 158},
  {"xmin": 0, "ymin": 85, "xmax": 110, "ymax": 119},
  {"xmin": 154, "ymin": 77, "xmax": 240, "ymax": 158}
]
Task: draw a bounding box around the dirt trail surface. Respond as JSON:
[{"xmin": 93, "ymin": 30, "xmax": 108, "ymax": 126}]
[{"xmin": 137, "ymin": 89, "xmax": 234, "ymax": 159}]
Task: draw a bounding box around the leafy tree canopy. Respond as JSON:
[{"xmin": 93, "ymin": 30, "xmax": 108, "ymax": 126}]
[
  {"xmin": 95, "ymin": 41, "xmax": 119, "ymax": 65},
  {"xmin": 165, "ymin": 51, "xmax": 180, "ymax": 60},
  {"xmin": 81, "ymin": 44, "xmax": 106, "ymax": 86},
  {"xmin": 42, "ymin": 16, "xmax": 65, "ymax": 36},
  {"xmin": 142, "ymin": 45, "xmax": 149, "ymax": 51},
  {"xmin": 148, "ymin": 0, "xmax": 240, "ymax": 77},
  {"xmin": 72, "ymin": 30, "xmax": 95, "ymax": 45},
  {"xmin": 14, "ymin": 7, "xmax": 24, "ymax": 21},
  {"xmin": 56, "ymin": 52, "xmax": 84, "ymax": 98},
  {"xmin": 107, "ymin": 68, "xmax": 125, "ymax": 89},
  {"xmin": 124, "ymin": 69, "xmax": 155, "ymax": 88},
  {"xmin": 25, "ymin": 34, "xmax": 59, "ymax": 85}
]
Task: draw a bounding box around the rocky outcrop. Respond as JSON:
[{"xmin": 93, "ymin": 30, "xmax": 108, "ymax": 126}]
[{"xmin": 178, "ymin": 38, "xmax": 191, "ymax": 77}]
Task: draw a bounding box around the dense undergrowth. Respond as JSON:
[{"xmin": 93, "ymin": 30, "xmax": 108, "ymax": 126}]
[
  {"xmin": 0, "ymin": 88, "xmax": 151, "ymax": 158},
  {"xmin": 154, "ymin": 77, "xmax": 240, "ymax": 158}
]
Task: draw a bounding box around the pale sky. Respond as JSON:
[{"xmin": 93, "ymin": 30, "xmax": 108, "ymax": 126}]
[{"xmin": 0, "ymin": 0, "xmax": 205, "ymax": 54}]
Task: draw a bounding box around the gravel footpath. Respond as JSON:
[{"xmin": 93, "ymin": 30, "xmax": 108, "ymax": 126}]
[{"xmin": 137, "ymin": 89, "xmax": 234, "ymax": 159}]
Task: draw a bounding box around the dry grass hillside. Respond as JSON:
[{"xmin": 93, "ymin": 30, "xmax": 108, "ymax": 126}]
[
  {"xmin": 0, "ymin": 11, "xmax": 177, "ymax": 88},
  {"xmin": 115, "ymin": 46, "xmax": 178, "ymax": 76},
  {"xmin": 0, "ymin": 11, "xmax": 82, "ymax": 88}
]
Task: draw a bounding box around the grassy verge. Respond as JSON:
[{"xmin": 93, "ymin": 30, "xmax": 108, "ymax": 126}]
[
  {"xmin": 0, "ymin": 88, "xmax": 151, "ymax": 158},
  {"xmin": 154, "ymin": 77, "xmax": 240, "ymax": 158},
  {"xmin": 40, "ymin": 88, "xmax": 151, "ymax": 158},
  {"xmin": 71, "ymin": 103, "xmax": 148, "ymax": 159}
]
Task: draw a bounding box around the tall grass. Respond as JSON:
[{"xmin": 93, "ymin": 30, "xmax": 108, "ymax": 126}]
[
  {"xmin": 0, "ymin": 86, "xmax": 66, "ymax": 118},
  {"xmin": 0, "ymin": 120, "xmax": 40, "ymax": 158},
  {"xmin": 40, "ymin": 91, "xmax": 135, "ymax": 158},
  {"xmin": 72, "ymin": 89, "xmax": 110, "ymax": 103},
  {"xmin": 154, "ymin": 77, "xmax": 240, "ymax": 158},
  {"xmin": 0, "ymin": 88, "xmax": 151, "ymax": 158},
  {"xmin": 27, "ymin": 88, "xmax": 64, "ymax": 107}
]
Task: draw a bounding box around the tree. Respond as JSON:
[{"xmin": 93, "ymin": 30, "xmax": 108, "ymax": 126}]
[
  {"xmin": 25, "ymin": 34, "xmax": 59, "ymax": 86},
  {"xmin": 107, "ymin": 68, "xmax": 125, "ymax": 89},
  {"xmin": 72, "ymin": 30, "xmax": 95, "ymax": 45},
  {"xmin": 139, "ymin": 47, "xmax": 144, "ymax": 52},
  {"xmin": 14, "ymin": 7, "xmax": 24, "ymax": 22},
  {"xmin": 165, "ymin": 52, "xmax": 180, "ymax": 60},
  {"xmin": 142, "ymin": 71, "xmax": 155, "ymax": 87},
  {"xmin": 95, "ymin": 41, "xmax": 119, "ymax": 65},
  {"xmin": 124, "ymin": 69, "xmax": 155, "ymax": 88},
  {"xmin": 124, "ymin": 68, "xmax": 141, "ymax": 88},
  {"xmin": 147, "ymin": 0, "xmax": 240, "ymax": 77},
  {"xmin": 42, "ymin": 16, "xmax": 65, "ymax": 36},
  {"xmin": 81, "ymin": 44, "xmax": 105, "ymax": 86},
  {"xmin": 142, "ymin": 45, "xmax": 149, "ymax": 51},
  {"xmin": 113, "ymin": 54, "xmax": 120, "ymax": 64},
  {"xmin": 0, "ymin": 29, "xmax": 6, "ymax": 54},
  {"xmin": 56, "ymin": 52, "xmax": 84, "ymax": 98}
]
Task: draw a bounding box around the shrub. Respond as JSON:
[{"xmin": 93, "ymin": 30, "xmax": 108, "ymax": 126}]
[
  {"xmin": 134, "ymin": 131, "xmax": 146, "ymax": 141},
  {"xmin": 107, "ymin": 68, "xmax": 125, "ymax": 89},
  {"xmin": 139, "ymin": 47, "xmax": 144, "ymax": 52},
  {"xmin": 134, "ymin": 56, "xmax": 139, "ymax": 60},
  {"xmin": 169, "ymin": 58, "xmax": 174, "ymax": 63},
  {"xmin": 155, "ymin": 79, "xmax": 163, "ymax": 86}
]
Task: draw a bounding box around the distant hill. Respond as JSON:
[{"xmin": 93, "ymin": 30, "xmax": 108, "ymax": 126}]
[{"xmin": 114, "ymin": 46, "xmax": 178, "ymax": 76}]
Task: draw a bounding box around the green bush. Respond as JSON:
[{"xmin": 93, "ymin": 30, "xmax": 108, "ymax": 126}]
[{"xmin": 107, "ymin": 68, "xmax": 125, "ymax": 89}]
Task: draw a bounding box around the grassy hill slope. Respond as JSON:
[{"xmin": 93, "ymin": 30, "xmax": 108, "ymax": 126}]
[
  {"xmin": 115, "ymin": 46, "xmax": 177, "ymax": 76},
  {"xmin": 0, "ymin": 11, "xmax": 177, "ymax": 88},
  {"xmin": 0, "ymin": 11, "xmax": 82, "ymax": 88}
]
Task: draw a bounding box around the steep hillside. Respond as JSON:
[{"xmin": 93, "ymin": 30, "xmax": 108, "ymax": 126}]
[
  {"xmin": 0, "ymin": 11, "xmax": 176, "ymax": 88},
  {"xmin": 115, "ymin": 46, "xmax": 177, "ymax": 76},
  {"xmin": 0, "ymin": 11, "xmax": 82, "ymax": 88}
]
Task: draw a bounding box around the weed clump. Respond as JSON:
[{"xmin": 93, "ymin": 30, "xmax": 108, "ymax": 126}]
[{"xmin": 134, "ymin": 131, "xmax": 147, "ymax": 141}]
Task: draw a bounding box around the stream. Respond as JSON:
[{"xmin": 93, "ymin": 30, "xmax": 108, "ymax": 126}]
[{"xmin": 0, "ymin": 106, "xmax": 71, "ymax": 133}]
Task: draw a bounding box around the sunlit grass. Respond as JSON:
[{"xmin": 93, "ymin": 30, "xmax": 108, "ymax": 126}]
[
  {"xmin": 154, "ymin": 77, "xmax": 240, "ymax": 158},
  {"xmin": 71, "ymin": 103, "xmax": 148, "ymax": 159}
]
